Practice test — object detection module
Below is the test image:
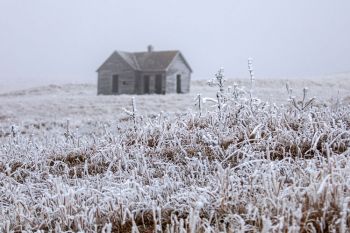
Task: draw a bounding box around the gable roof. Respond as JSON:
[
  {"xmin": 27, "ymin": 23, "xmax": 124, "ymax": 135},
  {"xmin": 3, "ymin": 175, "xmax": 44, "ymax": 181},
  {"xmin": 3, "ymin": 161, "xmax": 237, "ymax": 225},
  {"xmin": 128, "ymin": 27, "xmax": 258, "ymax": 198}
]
[{"xmin": 97, "ymin": 49, "xmax": 192, "ymax": 73}]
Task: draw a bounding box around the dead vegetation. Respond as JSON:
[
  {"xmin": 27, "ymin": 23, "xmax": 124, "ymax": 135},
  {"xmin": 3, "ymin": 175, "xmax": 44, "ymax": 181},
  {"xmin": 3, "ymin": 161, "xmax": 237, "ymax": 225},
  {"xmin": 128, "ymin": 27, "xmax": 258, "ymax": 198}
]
[{"xmin": 0, "ymin": 75, "xmax": 349, "ymax": 232}]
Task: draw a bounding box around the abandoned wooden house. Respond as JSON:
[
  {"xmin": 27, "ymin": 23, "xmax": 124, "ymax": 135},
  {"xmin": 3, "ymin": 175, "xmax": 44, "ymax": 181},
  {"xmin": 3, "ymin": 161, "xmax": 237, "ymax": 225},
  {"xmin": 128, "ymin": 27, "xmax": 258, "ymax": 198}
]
[{"xmin": 96, "ymin": 46, "xmax": 192, "ymax": 95}]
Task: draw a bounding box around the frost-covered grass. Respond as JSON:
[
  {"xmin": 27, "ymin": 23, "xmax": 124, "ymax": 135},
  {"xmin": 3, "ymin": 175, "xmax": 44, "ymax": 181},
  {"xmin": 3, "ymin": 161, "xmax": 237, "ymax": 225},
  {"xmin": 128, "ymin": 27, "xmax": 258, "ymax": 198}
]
[{"xmin": 0, "ymin": 76, "xmax": 349, "ymax": 232}]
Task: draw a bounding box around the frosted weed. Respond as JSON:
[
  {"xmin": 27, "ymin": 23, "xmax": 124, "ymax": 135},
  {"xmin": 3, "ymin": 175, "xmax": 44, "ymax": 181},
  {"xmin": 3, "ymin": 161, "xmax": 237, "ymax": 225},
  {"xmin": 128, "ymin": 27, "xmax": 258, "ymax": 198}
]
[{"xmin": 0, "ymin": 65, "xmax": 349, "ymax": 232}]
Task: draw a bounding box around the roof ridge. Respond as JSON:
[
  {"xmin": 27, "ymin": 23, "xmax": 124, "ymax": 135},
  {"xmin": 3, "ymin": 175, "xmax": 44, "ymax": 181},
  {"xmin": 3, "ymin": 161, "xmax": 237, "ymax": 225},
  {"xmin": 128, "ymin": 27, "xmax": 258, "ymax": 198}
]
[{"xmin": 132, "ymin": 50, "xmax": 179, "ymax": 55}]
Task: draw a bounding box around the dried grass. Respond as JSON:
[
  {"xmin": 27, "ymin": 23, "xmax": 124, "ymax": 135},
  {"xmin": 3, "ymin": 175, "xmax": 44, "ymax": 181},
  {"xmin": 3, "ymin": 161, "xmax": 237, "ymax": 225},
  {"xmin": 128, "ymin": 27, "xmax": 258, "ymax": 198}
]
[{"xmin": 0, "ymin": 80, "xmax": 349, "ymax": 232}]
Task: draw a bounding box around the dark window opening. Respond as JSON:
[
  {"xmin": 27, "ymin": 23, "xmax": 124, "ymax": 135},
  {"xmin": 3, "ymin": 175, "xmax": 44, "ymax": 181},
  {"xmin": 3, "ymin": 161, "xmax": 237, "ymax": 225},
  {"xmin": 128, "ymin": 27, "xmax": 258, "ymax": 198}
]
[
  {"xmin": 112, "ymin": 75, "xmax": 119, "ymax": 93},
  {"xmin": 176, "ymin": 74, "xmax": 182, "ymax": 93},
  {"xmin": 122, "ymin": 81, "xmax": 127, "ymax": 85},
  {"xmin": 144, "ymin": 75, "xmax": 150, "ymax": 93},
  {"xmin": 155, "ymin": 75, "xmax": 162, "ymax": 94}
]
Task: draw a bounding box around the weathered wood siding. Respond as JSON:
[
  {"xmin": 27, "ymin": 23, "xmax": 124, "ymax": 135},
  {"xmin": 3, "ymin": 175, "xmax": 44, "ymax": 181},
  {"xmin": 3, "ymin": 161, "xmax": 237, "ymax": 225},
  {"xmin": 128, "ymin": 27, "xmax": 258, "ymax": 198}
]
[
  {"xmin": 97, "ymin": 52, "xmax": 136, "ymax": 95},
  {"xmin": 137, "ymin": 72, "xmax": 166, "ymax": 94},
  {"xmin": 166, "ymin": 54, "xmax": 191, "ymax": 94},
  {"xmin": 97, "ymin": 51, "xmax": 191, "ymax": 95}
]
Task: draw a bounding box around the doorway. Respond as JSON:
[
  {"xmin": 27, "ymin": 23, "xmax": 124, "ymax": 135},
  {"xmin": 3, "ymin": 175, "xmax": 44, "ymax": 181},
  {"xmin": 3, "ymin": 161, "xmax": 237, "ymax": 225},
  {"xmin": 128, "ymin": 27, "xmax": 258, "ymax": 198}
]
[
  {"xmin": 176, "ymin": 74, "xmax": 181, "ymax": 93},
  {"xmin": 112, "ymin": 75, "xmax": 119, "ymax": 93},
  {"xmin": 155, "ymin": 75, "xmax": 162, "ymax": 94},
  {"xmin": 144, "ymin": 75, "xmax": 150, "ymax": 93}
]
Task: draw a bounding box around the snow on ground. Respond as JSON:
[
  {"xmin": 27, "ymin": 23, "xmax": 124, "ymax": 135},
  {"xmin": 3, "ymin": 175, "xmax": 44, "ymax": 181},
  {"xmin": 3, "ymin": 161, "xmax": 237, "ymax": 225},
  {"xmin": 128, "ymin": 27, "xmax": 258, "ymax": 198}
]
[
  {"xmin": 0, "ymin": 75, "xmax": 349, "ymax": 232},
  {"xmin": 0, "ymin": 75, "xmax": 349, "ymax": 125}
]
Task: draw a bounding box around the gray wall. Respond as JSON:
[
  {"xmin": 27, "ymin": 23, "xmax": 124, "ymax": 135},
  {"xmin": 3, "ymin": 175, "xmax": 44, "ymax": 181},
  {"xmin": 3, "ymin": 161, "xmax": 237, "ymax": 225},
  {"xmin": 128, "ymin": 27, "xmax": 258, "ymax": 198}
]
[
  {"xmin": 166, "ymin": 54, "xmax": 191, "ymax": 93},
  {"xmin": 98, "ymin": 52, "xmax": 191, "ymax": 95},
  {"xmin": 137, "ymin": 72, "xmax": 166, "ymax": 94},
  {"xmin": 97, "ymin": 52, "xmax": 136, "ymax": 95}
]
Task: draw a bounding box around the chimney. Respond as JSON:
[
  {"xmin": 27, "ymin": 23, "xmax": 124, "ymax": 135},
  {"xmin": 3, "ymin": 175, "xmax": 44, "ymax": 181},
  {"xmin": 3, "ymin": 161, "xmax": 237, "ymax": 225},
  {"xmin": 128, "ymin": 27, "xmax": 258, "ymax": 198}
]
[{"xmin": 147, "ymin": 45, "xmax": 154, "ymax": 52}]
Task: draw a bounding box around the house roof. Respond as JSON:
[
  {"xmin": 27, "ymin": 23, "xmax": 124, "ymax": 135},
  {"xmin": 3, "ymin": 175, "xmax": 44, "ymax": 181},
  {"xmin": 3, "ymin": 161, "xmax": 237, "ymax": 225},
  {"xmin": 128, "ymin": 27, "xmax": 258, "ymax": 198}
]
[{"xmin": 97, "ymin": 49, "xmax": 192, "ymax": 72}]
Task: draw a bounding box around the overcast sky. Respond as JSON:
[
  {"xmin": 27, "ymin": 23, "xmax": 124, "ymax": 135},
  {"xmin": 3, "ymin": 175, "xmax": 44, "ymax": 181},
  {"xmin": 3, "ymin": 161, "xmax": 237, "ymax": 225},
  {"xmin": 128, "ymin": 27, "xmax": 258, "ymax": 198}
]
[{"xmin": 0, "ymin": 0, "xmax": 349, "ymax": 89}]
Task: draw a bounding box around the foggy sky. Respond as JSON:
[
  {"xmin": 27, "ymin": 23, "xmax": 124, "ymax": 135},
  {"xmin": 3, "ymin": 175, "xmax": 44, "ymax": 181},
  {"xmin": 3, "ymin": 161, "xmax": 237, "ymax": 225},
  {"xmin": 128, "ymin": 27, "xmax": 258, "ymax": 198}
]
[{"xmin": 0, "ymin": 0, "xmax": 349, "ymax": 89}]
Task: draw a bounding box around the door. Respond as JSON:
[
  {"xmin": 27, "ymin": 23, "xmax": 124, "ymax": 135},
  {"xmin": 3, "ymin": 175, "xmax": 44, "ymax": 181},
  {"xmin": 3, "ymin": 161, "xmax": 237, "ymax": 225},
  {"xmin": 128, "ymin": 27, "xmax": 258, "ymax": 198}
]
[
  {"xmin": 144, "ymin": 75, "xmax": 150, "ymax": 93},
  {"xmin": 155, "ymin": 75, "xmax": 162, "ymax": 94},
  {"xmin": 112, "ymin": 75, "xmax": 119, "ymax": 93},
  {"xmin": 176, "ymin": 74, "xmax": 181, "ymax": 93}
]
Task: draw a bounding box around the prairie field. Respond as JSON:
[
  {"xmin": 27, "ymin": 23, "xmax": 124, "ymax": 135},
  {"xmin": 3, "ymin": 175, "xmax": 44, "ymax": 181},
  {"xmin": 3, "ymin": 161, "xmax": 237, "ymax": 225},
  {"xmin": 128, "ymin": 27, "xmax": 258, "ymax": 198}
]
[{"xmin": 0, "ymin": 75, "xmax": 350, "ymax": 232}]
